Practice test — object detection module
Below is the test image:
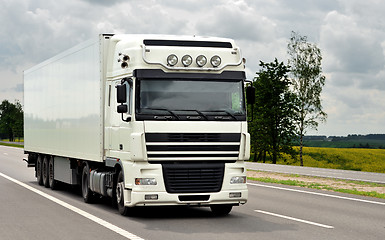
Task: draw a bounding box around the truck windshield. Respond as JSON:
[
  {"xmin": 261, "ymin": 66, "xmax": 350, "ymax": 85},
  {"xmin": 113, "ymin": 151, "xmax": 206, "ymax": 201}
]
[{"xmin": 137, "ymin": 79, "xmax": 246, "ymax": 120}]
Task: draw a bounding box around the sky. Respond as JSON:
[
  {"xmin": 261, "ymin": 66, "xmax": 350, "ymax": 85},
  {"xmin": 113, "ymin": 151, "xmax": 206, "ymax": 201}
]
[{"xmin": 1, "ymin": 0, "xmax": 384, "ymax": 136}]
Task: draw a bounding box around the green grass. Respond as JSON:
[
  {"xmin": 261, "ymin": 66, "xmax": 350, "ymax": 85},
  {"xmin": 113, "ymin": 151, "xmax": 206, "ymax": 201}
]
[
  {"xmin": 252, "ymin": 147, "xmax": 385, "ymax": 173},
  {"xmin": 0, "ymin": 142, "xmax": 24, "ymax": 148},
  {"xmin": 0, "ymin": 138, "xmax": 24, "ymax": 143},
  {"xmin": 303, "ymin": 139, "xmax": 385, "ymax": 149},
  {"xmin": 0, "ymin": 138, "xmax": 24, "ymax": 148}
]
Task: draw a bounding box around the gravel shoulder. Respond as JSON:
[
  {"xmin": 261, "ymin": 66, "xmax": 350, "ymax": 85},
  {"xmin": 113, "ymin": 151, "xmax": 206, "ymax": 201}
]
[{"xmin": 247, "ymin": 170, "xmax": 385, "ymax": 195}]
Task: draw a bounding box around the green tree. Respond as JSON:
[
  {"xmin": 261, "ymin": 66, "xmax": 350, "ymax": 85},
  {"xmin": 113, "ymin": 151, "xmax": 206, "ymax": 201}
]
[
  {"xmin": 0, "ymin": 100, "xmax": 24, "ymax": 141},
  {"xmin": 249, "ymin": 59, "xmax": 298, "ymax": 164},
  {"xmin": 287, "ymin": 31, "xmax": 327, "ymax": 166}
]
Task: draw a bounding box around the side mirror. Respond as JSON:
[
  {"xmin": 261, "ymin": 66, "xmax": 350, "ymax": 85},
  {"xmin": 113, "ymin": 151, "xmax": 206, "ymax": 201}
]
[
  {"xmin": 117, "ymin": 84, "xmax": 127, "ymax": 104},
  {"xmin": 246, "ymin": 86, "xmax": 255, "ymax": 105},
  {"xmin": 116, "ymin": 80, "xmax": 131, "ymax": 122}
]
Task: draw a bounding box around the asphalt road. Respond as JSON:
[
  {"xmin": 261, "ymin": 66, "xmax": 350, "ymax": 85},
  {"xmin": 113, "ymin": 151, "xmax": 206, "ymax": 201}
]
[
  {"xmin": 1, "ymin": 145, "xmax": 385, "ymax": 240},
  {"xmin": 246, "ymin": 162, "xmax": 385, "ymax": 184}
]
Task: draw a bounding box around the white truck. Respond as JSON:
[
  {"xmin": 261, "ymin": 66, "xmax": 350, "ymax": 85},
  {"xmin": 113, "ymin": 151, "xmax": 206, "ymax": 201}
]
[{"xmin": 24, "ymin": 34, "xmax": 253, "ymax": 216}]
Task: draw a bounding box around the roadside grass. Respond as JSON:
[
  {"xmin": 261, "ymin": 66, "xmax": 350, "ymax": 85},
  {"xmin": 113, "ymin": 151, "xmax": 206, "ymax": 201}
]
[
  {"xmin": 247, "ymin": 171, "xmax": 385, "ymax": 199},
  {"xmin": 0, "ymin": 138, "xmax": 24, "ymax": 143},
  {"xmin": 298, "ymin": 147, "xmax": 385, "ymax": 173},
  {"xmin": 251, "ymin": 147, "xmax": 385, "ymax": 173},
  {"xmin": 0, "ymin": 142, "xmax": 24, "ymax": 148}
]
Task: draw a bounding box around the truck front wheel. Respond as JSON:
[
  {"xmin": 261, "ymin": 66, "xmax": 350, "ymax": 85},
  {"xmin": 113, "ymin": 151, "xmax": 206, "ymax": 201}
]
[
  {"xmin": 116, "ymin": 171, "xmax": 130, "ymax": 216},
  {"xmin": 210, "ymin": 204, "xmax": 233, "ymax": 216}
]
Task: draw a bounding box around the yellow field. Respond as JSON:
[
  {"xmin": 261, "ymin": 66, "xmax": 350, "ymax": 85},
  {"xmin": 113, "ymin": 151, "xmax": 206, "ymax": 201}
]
[{"xmin": 277, "ymin": 147, "xmax": 385, "ymax": 173}]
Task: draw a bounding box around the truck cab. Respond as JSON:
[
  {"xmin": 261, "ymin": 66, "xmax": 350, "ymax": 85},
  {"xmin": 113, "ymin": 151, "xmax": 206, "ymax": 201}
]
[{"xmin": 107, "ymin": 35, "xmax": 249, "ymax": 215}]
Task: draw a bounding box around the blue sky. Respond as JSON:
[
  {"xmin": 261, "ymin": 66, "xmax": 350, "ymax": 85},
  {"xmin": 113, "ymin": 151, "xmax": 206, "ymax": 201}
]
[{"xmin": 1, "ymin": 0, "xmax": 384, "ymax": 136}]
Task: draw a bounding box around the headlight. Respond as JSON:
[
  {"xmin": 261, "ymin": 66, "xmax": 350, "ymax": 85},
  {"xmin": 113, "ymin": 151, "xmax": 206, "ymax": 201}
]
[
  {"xmin": 182, "ymin": 55, "xmax": 193, "ymax": 67},
  {"xmin": 230, "ymin": 176, "xmax": 246, "ymax": 184},
  {"xmin": 196, "ymin": 55, "xmax": 207, "ymax": 67},
  {"xmin": 210, "ymin": 55, "xmax": 221, "ymax": 67},
  {"xmin": 135, "ymin": 178, "xmax": 157, "ymax": 185},
  {"xmin": 167, "ymin": 54, "xmax": 178, "ymax": 66}
]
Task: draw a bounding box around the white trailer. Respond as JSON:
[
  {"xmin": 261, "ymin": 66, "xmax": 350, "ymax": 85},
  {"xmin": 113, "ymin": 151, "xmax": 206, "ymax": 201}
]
[{"xmin": 24, "ymin": 34, "xmax": 252, "ymax": 216}]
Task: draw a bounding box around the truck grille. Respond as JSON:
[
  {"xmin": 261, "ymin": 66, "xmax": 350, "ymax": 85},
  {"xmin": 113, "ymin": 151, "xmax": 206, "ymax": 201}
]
[
  {"xmin": 145, "ymin": 133, "xmax": 241, "ymax": 160},
  {"xmin": 162, "ymin": 163, "xmax": 224, "ymax": 193}
]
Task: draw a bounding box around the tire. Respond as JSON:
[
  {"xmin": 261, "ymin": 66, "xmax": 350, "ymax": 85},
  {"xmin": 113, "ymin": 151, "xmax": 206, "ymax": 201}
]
[
  {"xmin": 116, "ymin": 171, "xmax": 130, "ymax": 216},
  {"xmin": 48, "ymin": 157, "xmax": 57, "ymax": 190},
  {"xmin": 36, "ymin": 155, "xmax": 43, "ymax": 186},
  {"xmin": 81, "ymin": 163, "xmax": 95, "ymax": 203},
  {"xmin": 42, "ymin": 156, "xmax": 50, "ymax": 188},
  {"xmin": 210, "ymin": 204, "xmax": 233, "ymax": 216}
]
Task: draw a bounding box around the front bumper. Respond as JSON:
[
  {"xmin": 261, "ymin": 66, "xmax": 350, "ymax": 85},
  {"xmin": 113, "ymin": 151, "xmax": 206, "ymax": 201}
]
[
  {"xmin": 124, "ymin": 188, "xmax": 248, "ymax": 207},
  {"xmin": 120, "ymin": 160, "xmax": 248, "ymax": 207}
]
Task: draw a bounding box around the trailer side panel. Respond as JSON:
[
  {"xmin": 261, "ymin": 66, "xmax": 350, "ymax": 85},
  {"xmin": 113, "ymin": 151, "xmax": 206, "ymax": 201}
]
[{"xmin": 24, "ymin": 38, "xmax": 104, "ymax": 162}]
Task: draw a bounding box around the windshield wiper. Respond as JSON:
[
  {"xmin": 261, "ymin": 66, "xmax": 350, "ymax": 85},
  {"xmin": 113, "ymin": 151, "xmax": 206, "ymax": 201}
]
[
  {"xmin": 142, "ymin": 108, "xmax": 181, "ymax": 120},
  {"xmin": 206, "ymin": 110, "xmax": 237, "ymax": 120},
  {"xmin": 195, "ymin": 110, "xmax": 209, "ymax": 120},
  {"xmin": 176, "ymin": 109, "xmax": 208, "ymax": 120}
]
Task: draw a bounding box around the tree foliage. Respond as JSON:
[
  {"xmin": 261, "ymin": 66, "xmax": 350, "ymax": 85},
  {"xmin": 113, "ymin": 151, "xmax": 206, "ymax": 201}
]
[
  {"xmin": 288, "ymin": 31, "xmax": 327, "ymax": 166},
  {"xmin": 0, "ymin": 100, "xmax": 24, "ymax": 141},
  {"xmin": 249, "ymin": 59, "xmax": 298, "ymax": 164}
]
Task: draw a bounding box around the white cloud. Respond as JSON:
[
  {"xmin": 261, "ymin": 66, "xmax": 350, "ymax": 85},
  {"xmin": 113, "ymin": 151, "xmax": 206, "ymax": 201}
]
[
  {"xmin": 1, "ymin": 0, "xmax": 385, "ymax": 135},
  {"xmin": 321, "ymin": 11, "xmax": 385, "ymax": 74},
  {"xmin": 196, "ymin": 0, "xmax": 277, "ymax": 42}
]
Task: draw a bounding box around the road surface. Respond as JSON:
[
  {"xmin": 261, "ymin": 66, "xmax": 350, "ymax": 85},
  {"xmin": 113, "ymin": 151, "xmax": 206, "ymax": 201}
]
[
  {"xmin": 1, "ymin": 145, "xmax": 384, "ymax": 240},
  {"xmin": 246, "ymin": 162, "xmax": 385, "ymax": 184}
]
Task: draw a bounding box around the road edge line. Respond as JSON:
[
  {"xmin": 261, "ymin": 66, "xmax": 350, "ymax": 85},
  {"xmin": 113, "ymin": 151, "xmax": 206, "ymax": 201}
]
[{"xmin": 0, "ymin": 171, "xmax": 144, "ymax": 240}]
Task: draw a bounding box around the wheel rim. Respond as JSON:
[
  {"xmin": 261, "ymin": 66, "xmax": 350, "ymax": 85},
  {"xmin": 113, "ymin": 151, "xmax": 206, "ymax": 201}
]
[
  {"xmin": 116, "ymin": 182, "xmax": 124, "ymax": 204},
  {"xmin": 36, "ymin": 156, "xmax": 43, "ymax": 185},
  {"xmin": 82, "ymin": 167, "xmax": 88, "ymax": 198}
]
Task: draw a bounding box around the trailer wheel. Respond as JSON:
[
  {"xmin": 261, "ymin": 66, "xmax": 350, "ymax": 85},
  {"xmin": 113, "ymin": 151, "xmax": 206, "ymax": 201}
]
[
  {"xmin": 210, "ymin": 204, "xmax": 233, "ymax": 216},
  {"xmin": 42, "ymin": 156, "xmax": 50, "ymax": 188},
  {"xmin": 48, "ymin": 157, "xmax": 57, "ymax": 190},
  {"xmin": 81, "ymin": 163, "xmax": 95, "ymax": 203},
  {"xmin": 36, "ymin": 155, "xmax": 43, "ymax": 186},
  {"xmin": 116, "ymin": 171, "xmax": 130, "ymax": 216}
]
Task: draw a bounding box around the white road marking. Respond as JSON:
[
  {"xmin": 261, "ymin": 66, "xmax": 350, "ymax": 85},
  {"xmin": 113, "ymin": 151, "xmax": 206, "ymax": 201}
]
[
  {"xmin": 255, "ymin": 210, "xmax": 334, "ymax": 229},
  {"xmin": 0, "ymin": 172, "xmax": 144, "ymax": 240},
  {"xmin": 247, "ymin": 182, "xmax": 385, "ymax": 206}
]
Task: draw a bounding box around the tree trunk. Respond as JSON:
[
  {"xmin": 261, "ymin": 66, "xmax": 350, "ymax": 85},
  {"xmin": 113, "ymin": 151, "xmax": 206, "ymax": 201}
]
[
  {"xmin": 300, "ymin": 134, "xmax": 303, "ymax": 166},
  {"xmin": 256, "ymin": 151, "xmax": 262, "ymax": 162},
  {"xmin": 272, "ymin": 143, "xmax": 278, "ymax": 164},
  {"xmin": 263, "ymin": 151, "xmax": 266, "ymax": 163},
  {"xmin": 8, "ymin": 129, "xmax": 14, "ymax": 142},
  {"xmin": 299, "ymin": 109, "xmax": 305, "ymax": 167},
  {"xmin": 272, "ymin": 151, "xmax": 277, "ymax": 164}
]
